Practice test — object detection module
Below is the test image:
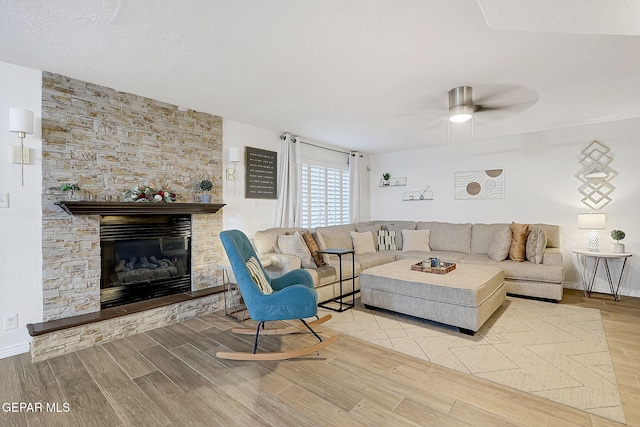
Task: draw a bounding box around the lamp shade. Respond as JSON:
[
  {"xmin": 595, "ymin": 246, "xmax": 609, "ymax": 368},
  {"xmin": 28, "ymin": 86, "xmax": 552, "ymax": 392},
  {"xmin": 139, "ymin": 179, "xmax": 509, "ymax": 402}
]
[
  {"xmin": 229, "ymin": 147, "xmax": 241, "ymax": 163},
  {"xmin": 9, "ymin": 108, "xmax": 34, "ymax": 134},
  {"xmin": 577, "ymin": 213, "xmax": 606, "ymax": 229}
]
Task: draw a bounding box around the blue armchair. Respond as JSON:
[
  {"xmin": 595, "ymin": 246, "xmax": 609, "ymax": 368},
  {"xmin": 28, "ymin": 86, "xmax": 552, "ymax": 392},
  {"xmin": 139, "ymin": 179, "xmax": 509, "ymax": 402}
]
[{"xmin": 217, "ymin": 230, "xmax": 335, "ymax": 360}]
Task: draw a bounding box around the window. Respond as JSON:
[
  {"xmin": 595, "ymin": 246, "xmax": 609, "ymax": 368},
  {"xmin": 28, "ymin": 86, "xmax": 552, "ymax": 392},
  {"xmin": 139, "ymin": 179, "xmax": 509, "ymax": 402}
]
[{"xmin": 300, "ymin": 159, "xmax": 349, "ymax": 228}]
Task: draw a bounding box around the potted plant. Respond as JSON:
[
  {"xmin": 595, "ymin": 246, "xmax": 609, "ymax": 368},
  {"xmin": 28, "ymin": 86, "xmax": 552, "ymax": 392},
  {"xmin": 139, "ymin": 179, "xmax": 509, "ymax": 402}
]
[
  {"xmin": 382, "ymin": 172, "xmax": 391, "ymax": 186},
  {"xmin": 199, "ymin": 179, "xmax": 213, "ymax": 203},
  {"xmin": 61, "ymin": 183, "xmax": 81, "ymax": 200},
  {"xmin": 610, "ymin": 230, "xmax": 626, "ymax": 253}
]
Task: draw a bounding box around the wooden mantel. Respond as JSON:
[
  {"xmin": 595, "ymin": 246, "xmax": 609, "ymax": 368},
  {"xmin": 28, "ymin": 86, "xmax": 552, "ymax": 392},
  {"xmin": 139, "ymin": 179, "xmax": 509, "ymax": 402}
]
[{"xmin": 55, "ymin": 201, "xmax": 225, "ymax": 215}]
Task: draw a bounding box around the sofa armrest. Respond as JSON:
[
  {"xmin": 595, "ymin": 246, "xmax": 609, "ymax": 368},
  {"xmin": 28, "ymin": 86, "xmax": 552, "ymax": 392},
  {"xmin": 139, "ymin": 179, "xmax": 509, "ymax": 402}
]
[
  {"xmin": 259, "ymin": 253, "xmax": 302, "ymax": 279},
  {"xmin": 542, "ymin": 248, "xmax": 563, "ymax": 267}
]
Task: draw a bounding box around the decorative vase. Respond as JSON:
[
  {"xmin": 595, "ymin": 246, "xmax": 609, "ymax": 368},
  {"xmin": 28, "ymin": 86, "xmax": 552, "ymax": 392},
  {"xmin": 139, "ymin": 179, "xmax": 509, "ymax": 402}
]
[
  {"xmin": 610, "ymin": 243, "xmax": 625, "ymax": 253},
  {"xmin": 383, "ymin": 180, "xmax": 390, "ymax": 186},
  {"xmin": 202, "ymin": 194, "xmax": 211, "ymax": 203}
]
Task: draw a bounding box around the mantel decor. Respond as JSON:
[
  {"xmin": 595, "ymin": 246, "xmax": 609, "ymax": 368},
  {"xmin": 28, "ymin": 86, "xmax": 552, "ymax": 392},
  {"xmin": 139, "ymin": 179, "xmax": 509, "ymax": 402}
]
[
  {"xmin": 55, "ymin": 201, "xmax": 225, "ymax": 216},
  {"xmin": 123, "ymin": 185, "xmax": 177, "ymax": 203}
]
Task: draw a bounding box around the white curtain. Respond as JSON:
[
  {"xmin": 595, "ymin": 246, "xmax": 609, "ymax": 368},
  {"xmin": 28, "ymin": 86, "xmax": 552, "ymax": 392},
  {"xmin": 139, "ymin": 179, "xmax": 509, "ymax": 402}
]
[
  {"xmin": 349, "ymin": 151, "xmax": 362, "ymax": 223},
  {"xmin": 275, "ymin": 133, "xmax": 301, "ymax": 227}
]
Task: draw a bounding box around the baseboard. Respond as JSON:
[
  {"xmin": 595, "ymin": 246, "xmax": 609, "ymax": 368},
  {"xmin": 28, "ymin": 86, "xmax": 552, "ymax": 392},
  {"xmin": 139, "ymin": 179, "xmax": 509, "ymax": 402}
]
[
  {"xmin": 563, "ymin": 282, "xmax": 640, "ymax": 298},
  {"xmin": 0, "ymin": 341, "xmax": 30, "ymax": 359}
]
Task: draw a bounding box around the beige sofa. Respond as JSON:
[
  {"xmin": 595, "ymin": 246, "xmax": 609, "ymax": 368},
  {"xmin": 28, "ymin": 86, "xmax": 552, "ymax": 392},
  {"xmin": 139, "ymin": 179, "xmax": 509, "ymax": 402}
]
[{"xmin": 253, "ymin": 221, "xmax": 564, "ymax": 303}]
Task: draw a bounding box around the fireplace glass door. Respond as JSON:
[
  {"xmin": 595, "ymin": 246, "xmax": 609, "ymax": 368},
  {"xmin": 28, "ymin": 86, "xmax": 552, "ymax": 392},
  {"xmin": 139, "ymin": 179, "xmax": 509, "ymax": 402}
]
[{"xmin": 100, "ymin": 215, "xmax": 191, "ymax": 308}]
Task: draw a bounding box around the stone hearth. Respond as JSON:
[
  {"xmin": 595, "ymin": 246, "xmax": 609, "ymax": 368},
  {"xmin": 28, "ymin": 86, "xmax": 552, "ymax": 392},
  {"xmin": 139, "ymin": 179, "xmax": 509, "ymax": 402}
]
[{"xmin": 35, "ymin": 72, "xmax": 227, "ymax": 360}]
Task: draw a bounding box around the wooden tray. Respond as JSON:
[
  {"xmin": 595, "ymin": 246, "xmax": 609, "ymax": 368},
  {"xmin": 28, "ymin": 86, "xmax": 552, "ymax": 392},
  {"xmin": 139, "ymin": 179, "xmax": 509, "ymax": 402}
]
[{"xmin": 411, "ymin": 261, "xmax": 456, "ymax": 275}]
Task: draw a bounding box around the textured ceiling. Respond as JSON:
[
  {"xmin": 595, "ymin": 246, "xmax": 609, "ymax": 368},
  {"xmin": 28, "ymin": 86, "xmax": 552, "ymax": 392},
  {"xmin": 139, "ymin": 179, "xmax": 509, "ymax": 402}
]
[{"xmin": 1, "ymin": 0, "xmax": 639, "ymax": 153}]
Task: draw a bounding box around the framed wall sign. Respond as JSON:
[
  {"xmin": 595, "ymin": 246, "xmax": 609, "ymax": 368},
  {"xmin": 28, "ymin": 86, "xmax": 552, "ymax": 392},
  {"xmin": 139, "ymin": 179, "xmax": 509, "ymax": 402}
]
[{"xmin": 245, "ymin": 147, "xmax": 278, "ymax": 199}]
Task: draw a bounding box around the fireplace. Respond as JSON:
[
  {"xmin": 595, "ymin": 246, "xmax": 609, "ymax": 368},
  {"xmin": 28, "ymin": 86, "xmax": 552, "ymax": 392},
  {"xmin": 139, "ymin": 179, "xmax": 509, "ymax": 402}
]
[{"xmin": 100, "ymin": 215, "xmax": 192, "ymax": 309}]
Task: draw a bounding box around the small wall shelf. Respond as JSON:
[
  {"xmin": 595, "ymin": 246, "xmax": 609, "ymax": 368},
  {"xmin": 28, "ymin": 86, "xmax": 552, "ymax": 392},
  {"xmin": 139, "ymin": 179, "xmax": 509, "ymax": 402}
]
[
  {"xmin": 402, "ymin": 190, "xmax": 433, "ymax": 201},
  {"xmin": 379, "ymin": 177, "xmax": 407, "ymax": 187}
]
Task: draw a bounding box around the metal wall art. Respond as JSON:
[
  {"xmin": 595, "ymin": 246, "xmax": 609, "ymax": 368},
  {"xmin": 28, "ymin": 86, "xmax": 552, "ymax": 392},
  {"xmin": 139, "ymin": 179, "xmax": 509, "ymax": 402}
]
[
  {"xmin": 576, "ymin": 140, "xmax": 617, "ymax": 211},
  {"xmin": 454, "ymin": 169, "xmax": 504, "ymax": 200}
]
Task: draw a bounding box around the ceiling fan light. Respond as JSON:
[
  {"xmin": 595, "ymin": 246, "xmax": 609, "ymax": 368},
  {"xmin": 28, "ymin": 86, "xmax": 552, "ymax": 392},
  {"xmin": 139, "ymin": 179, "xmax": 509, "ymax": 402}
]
[{"xmin": 449, "ymin": 104, "xmax": 473, "ymax": 123}]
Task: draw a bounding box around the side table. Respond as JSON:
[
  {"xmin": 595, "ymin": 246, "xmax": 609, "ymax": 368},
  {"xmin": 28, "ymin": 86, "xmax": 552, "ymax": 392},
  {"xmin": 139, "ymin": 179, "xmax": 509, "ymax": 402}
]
[
  {"xmin": 573, "ymin": 249, "xmax": 632, "ymax": 301},
  {"xmin": 217, "ymin": 259, "xmax": 271, "ymax": 321},
  {"xmin": 316, "ymin": 248, "xmax": 356, "ymax": 312}
]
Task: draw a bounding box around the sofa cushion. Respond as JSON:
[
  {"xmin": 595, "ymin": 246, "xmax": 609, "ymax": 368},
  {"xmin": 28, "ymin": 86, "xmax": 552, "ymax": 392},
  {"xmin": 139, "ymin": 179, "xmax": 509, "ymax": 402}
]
[
  {"xmin": 526, "ymin": 226, "xmax": 547, "ymax": 264},
  {"xmin": 460, "ymin": 254, "xmax": 563, "ymax": 283},
  {"xmin": 402, "ymin": 229, "xmax": 431, "ymax": 252},
  {"xmin": 416, "ymin": 222, "xmax": 472, "ymax": 253},
  {"xmin": 487, "ymin": 225, "xmax": 512, "ymax": 261},
  {"xmin": 316, "ymin": 224, "xmax": 357, "ymax": 252},
  {"xmin": 277, "ymin": 232, "xmax": 316, "ymax": 269},
  {"xmin": 300, "ymin": 231, "xmax": 327, "ymax": 266},
  {"xmin": 356, "ymin": 251, "xmax": 397, "ymax": 270},
  {"xmin": 377, "ymin": 229, "xmax": 398, "ymax": 251},
  {"xmin": 509, "ymin": 222, "xmax": 530, "ymax": 262},
  {"xmin": 350, "ymin": 231, "xmax": 377, "ymax": 254},
  {"xmin": 471, "ymin": 223, "xmax": 509, "ymax": 254},
  {"xmin": 305, "ymin": 265, "xmax": 337, "ymax": 288},
  {"xmin": 254, "ymin": 227, "xmax": 305, "ymax": 254}
]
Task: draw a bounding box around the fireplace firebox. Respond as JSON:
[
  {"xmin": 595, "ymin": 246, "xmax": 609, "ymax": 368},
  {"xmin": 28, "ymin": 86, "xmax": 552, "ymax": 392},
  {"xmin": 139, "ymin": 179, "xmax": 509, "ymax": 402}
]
[{"xmin": 100, "ymin": 215, "xmax": 192, "ymax": 309}]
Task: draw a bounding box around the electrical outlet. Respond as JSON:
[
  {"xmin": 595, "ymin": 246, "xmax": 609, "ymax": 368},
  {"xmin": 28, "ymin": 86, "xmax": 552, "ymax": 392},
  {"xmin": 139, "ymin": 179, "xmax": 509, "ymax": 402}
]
[{"xmin": 4, "ymin": 314, "xmax": 18, "ymax": 330}]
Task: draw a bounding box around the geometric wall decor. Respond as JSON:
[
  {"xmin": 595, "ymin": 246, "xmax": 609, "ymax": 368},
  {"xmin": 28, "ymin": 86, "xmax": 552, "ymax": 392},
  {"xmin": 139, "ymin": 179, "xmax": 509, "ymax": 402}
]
[
  {"xmin": 454, "ymin": 169, "xmax": 504, "ymax": 199},
  {"xmin": 575, "ymin": 140, "xmax": 617, "ymax": 211}
]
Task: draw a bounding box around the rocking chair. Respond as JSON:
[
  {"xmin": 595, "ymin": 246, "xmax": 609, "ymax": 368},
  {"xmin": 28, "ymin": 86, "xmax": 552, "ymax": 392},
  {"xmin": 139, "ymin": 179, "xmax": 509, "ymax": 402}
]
[{"xmin": 217, "ymin": 230, "xmax": 336, "ymax": 360}]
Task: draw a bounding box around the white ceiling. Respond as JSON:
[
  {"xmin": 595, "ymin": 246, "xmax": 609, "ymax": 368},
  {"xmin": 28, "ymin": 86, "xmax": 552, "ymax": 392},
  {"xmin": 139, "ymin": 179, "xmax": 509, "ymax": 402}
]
[{"xmin": 1, "ymin": 0, "xmax": 639, "ymax": 153}]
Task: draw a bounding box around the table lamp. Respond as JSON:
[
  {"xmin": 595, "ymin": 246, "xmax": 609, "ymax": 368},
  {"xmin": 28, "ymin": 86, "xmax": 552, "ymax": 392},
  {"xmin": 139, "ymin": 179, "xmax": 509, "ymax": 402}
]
[{"xmin": 577, "ymin": 213, "xmax": 606, "ymax": 251}]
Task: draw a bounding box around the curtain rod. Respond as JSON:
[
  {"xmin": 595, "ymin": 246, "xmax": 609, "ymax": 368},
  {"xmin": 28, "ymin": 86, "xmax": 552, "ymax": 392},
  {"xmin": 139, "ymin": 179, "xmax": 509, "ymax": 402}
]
[{"xmin": 280, "ymin": 133, "xmax": 352, "ymax": 155}]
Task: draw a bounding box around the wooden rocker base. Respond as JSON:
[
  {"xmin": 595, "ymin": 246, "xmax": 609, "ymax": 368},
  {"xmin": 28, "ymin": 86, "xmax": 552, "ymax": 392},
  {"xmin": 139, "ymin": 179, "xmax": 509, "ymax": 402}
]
[
  {"xmin": 216, "ymin": 335, "xmax": 337, "ymax": 361},
  {"xmin": 230, "ymin": 314, "xmax": 332, "ymax": 336}
]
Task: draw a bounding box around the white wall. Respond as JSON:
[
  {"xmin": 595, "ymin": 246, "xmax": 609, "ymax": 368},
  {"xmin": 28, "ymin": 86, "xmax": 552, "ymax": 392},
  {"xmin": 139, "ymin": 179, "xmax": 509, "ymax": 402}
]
[
  {"xmin": 369, "ymin": 118, "xmax": 640, "ymax": 297},
  {"xmin": 0, "ymin": 62, "xmax": 43, "ymax": 357},
  {"xmin": 222, "ymin": 120, "xmax": 281, "ymax": 237},
  {"xmin": 221, "ymin": 120, "xmax": 372, "ymax": 235}
]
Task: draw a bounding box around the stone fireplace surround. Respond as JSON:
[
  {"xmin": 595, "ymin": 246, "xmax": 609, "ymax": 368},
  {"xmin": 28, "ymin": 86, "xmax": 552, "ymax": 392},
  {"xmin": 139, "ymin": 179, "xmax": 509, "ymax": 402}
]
[{"xmin": 32, "ymin": 72, "xmax": 227, "ymax": 361}]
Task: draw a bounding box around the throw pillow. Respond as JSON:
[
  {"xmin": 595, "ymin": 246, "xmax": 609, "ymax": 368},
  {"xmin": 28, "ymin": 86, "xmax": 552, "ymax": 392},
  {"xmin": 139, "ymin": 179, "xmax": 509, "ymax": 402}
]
[
  {"xmin": 487, "ymin": 225, "xmax": 511, "ymax": 261},
  {"xmin": 383, "ymin": 224, "xmax": 413, "ymax": 250},
  {"xmin": 300, "ymin": 230, "xmax": 327, "ymax": 266},
  {"xmin": 509, "ymin": 222, "xmax": 530, "ymax": 262},
  {"xmin": 377, "ymin": 229, "xmax": 398, "ymax": 251},
  {"xmin": 355, "ymin": 224, "xmax": 381, "ymax": 248},
  {"xmin": 246, "ymin": 256, "xmax": 273, "ymax": 295},
  {"xmin": 526, "ymin": 225, "xmax": 547, "ymax": 264},
  {"xmin": 350, "ymin": 231, "xmax": 377, "ymax": 254},
  {"xmin": 402, "ymin": 229, "xmax": 431, "ymax": 252},
  {"xmin": 277, "ymin": 232, "xmax": 317, "ymax": 269}
]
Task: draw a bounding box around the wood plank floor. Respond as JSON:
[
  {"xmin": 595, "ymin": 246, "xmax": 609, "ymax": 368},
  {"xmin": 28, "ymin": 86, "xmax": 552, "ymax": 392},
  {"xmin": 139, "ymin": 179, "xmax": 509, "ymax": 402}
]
[{"xmin": 0, "ymin": 289, "xmax": 638, "ymax": 426}]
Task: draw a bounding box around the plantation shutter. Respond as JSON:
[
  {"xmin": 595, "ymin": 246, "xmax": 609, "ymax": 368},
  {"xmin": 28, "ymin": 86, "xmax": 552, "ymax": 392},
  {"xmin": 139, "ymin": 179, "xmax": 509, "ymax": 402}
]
[{"xmin": 301, "ymin": 159, "xmax": 350, "ymax": 228}]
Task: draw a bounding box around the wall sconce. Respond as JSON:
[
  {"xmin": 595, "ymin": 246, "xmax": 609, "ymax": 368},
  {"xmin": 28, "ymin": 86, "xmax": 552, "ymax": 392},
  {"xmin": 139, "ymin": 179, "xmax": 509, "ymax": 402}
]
[
  {"xmin": 9, "ymin": 108, "xmax": 34, "ymax": 187},
  {"xmin": 578, "ymin": 213, "xmax": 606, "ymax": 251},
  {"xmin": 227, "ymin": 147, "xmax": 241, "ymax": 181}
]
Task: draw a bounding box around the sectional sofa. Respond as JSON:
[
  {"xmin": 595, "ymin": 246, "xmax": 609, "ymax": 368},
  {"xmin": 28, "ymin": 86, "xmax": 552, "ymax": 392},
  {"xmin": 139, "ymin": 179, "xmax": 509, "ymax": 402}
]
[{"xmin": 253, "ymin": 220, "xmax": 564, "ymax": 304}]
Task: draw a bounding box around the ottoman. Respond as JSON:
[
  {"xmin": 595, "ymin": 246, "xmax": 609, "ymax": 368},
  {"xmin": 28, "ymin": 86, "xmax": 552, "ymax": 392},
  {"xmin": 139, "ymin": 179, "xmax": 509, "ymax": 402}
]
[{"xmin": 360, "ymin": 259, "xmax": 505, "ymax": 334}]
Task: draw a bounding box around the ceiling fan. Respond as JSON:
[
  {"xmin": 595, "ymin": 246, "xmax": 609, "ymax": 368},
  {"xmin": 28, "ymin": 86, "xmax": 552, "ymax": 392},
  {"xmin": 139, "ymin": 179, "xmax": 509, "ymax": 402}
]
[{"xmin": 447, "ymin": 85, "xmax": 539, "ymax": 123}]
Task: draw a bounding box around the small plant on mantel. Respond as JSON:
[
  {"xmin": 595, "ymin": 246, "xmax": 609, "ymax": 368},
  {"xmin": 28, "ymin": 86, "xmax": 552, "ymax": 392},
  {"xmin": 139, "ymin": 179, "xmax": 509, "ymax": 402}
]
[
  {"xmin": 61, "ymin": 183, "xmax": 80, "ymax": 200},
  {"xmin": 382, "ymin": 172, "xmax": 391, "ymax": 186},
  {"xmin": 199, "ymin": 179, "xmax": 213, "ymax": 203}
]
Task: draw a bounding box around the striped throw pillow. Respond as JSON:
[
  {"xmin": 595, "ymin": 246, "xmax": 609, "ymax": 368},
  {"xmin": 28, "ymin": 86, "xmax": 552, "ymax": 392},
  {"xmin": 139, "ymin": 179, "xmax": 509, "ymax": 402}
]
[
  {"xmin": 377, "ymin": 229, "xmax": 398, "ymax": 251},
  {"xmin": 246, "ymin": 256, "xmax": 273, "ymax": 295}
]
